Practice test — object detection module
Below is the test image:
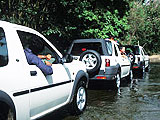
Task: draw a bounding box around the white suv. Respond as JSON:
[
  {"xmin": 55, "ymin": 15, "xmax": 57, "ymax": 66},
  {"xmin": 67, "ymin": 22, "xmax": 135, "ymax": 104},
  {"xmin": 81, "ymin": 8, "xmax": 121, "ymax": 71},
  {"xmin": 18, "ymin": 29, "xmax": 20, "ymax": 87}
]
[
  {"xmin": 124, "ymin": 45, "xmax": 149, "ymax": 74},
  {"xmin": 0, "ymin": 21, "xmax": 89, "ymax": 120},
  {"xmin": 68, "ymin": 39, "xmax": 132, "ymax": 89}
]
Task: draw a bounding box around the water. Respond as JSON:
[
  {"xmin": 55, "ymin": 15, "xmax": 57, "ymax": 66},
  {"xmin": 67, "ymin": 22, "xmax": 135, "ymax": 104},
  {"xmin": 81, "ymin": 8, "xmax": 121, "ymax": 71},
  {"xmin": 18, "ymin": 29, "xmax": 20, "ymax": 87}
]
[{"xmin": 40, "ymin": 63, "xmax": 160, "ymax": 120}]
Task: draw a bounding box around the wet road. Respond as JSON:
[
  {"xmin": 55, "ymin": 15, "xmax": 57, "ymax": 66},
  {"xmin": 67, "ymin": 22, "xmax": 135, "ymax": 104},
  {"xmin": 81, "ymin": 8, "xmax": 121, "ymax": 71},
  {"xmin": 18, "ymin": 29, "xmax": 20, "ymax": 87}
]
[{"xmin": 40, "ymin": 63, "xmax": 160, "ymax": 120}]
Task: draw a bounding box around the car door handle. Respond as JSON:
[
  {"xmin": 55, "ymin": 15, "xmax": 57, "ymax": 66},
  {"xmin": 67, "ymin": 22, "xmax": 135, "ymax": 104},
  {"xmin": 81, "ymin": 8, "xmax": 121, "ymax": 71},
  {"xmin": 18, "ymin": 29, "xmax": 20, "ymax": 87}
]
[{"xmin": 30, "ymin": 71, "xmax": 37, "ymax": 76}]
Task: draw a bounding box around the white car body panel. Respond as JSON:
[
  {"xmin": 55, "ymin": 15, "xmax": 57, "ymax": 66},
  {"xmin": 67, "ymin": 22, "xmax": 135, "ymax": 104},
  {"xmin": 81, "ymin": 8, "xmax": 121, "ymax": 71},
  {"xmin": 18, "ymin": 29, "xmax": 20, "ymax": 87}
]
[{"xmin": 0, "ymin": 21, "xmax": 88, "ymax": 120}]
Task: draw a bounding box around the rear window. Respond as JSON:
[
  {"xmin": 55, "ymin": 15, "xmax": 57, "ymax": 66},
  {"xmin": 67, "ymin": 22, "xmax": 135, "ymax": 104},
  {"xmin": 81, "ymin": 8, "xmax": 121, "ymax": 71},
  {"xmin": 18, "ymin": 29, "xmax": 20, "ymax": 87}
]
[
  {"xmin": 0, "ymin": 27, "xmax": 8, "ymax": 67},
  {"xmin": 125, "ymin": 46, "xmax": 140, "ymax": 55},
  {"xmin": 71, "ymin": 42, "xmax": 103, "ymax": 55}
]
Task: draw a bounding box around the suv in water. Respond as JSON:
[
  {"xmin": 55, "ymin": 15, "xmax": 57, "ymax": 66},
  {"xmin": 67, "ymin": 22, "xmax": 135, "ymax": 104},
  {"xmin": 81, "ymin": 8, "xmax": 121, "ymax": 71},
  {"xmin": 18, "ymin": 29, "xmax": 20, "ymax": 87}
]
[
  {"xmin": 124, "ymin": 45, "xmax": 149, "ymax": 74},
  {"xmin": 68, "ymin": 39, "xmax": 132, "ymax": 89},
  {"xmin": 0, "ymin": 21, "xmax": 89, "ymax": 120}
]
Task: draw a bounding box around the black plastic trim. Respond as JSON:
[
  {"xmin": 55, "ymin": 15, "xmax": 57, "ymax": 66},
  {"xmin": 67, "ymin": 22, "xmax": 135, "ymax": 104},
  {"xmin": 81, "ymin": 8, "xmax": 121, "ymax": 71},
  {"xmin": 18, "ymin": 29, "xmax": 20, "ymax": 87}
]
[
  {"xmin": 13, "ymin": 90, "xmax": 29, "ymax": 97},
  {"xmin": 13, "ymin": 80, "xmax": 72, "ymax": 97},
  {"xmin": 121, "ymin": 64, "xmax": 130, "ymax": 67},
  {"xmin": 31, "ymin": 80, "xmax": 71, "ymax": 92}
]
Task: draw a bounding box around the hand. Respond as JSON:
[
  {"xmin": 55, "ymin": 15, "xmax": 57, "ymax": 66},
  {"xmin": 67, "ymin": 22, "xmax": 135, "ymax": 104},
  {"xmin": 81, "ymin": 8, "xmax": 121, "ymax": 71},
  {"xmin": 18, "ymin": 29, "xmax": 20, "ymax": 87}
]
[
  {"xmin": 46, "ymin": 54, "xmax": 51, "ymax": 60},
  {"xmin": 45, "ymin": 60, "xmax": 52, "ymax": 66},
  {"xmin": 38, "ymin": 55, "xmax": 46, "ymax": 59}
]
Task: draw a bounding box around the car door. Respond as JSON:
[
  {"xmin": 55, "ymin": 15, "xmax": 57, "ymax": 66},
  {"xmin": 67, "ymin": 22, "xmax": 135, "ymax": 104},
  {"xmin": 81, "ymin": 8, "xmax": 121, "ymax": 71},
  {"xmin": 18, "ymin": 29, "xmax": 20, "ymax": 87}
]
[{"xmin": 17, "ymin": 31, "xmax": 71, "ymax": 119}]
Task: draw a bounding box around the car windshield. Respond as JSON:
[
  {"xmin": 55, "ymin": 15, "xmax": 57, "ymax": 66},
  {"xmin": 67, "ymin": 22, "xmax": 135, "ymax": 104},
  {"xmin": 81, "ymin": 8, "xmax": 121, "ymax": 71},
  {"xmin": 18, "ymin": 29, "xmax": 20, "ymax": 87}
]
[{"xmin": 71, "ymin": 42, "xmax": 103, "ymax": 55}]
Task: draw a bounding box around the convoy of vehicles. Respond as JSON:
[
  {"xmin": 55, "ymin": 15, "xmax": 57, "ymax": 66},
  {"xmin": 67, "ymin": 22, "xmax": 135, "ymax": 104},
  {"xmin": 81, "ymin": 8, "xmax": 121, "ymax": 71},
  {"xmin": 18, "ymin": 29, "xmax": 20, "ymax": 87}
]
[{"xmin": 0, "ymin": 21, "xmax": 149, "ymax": 120}]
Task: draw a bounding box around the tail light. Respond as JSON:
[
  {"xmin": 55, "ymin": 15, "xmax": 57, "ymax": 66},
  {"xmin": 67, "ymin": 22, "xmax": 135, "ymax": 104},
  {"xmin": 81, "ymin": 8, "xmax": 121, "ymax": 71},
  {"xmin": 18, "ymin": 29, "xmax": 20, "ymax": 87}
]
[
  {"xmin": 105, "ymin": 59, "xmax": 110, "ymax": 67},
  {"xmin": 96, "ymin": 76, "xmax": 107, "ymax": 79},
  {"xmin": 82, "ymin": 48, "xmax": 86, "ymax": 51}
]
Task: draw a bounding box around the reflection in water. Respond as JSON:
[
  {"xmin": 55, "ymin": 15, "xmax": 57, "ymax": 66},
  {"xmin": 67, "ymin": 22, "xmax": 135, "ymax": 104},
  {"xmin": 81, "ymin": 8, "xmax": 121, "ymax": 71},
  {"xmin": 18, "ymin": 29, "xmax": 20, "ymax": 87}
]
[{"xmin": 40, "ymin": 63, "xmax": 160, "ymax": 120}]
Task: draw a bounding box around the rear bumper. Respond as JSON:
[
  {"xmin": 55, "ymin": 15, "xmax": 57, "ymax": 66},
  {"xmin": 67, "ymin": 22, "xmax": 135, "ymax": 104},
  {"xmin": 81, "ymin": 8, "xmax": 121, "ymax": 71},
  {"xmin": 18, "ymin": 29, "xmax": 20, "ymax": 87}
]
[
  {"xmin": 89, "ymin": 66, "xmax": 118, "ymax": 81},
  {"xmin": 132, "ymin": 62, "xmax": 143, "ymax": 70}
]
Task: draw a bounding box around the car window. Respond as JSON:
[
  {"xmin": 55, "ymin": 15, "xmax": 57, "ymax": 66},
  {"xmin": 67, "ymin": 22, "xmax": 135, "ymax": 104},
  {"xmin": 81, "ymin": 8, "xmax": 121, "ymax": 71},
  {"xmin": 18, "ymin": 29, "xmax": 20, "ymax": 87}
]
[
  {"xmin": 125, "ymin": 46, "xmax": 140, "ymax": 55},
  {"xmin": 0, "ymin": 27, "xmax": 8, "ymax": 67},
  {"xmin": 71, "ymin": 42, "xmax": 103, "ymax": 55},
  {"xmin": 133, "ymin": 46, "xmax": 140, "ymax": 55},
  {"xmin": 105, "ymin": 41, "xmax": 112, "ymax": 56},
  {"xmin": 17, "ymin": 30, "xmax": 60, "ymax": 64},
  {"xmin": 125, "ymin": 48, "xmax": 133, "ymax": 55},
  {"xmin": 114, "ymin": 45, "xmax": 118, "ymax": 56}
]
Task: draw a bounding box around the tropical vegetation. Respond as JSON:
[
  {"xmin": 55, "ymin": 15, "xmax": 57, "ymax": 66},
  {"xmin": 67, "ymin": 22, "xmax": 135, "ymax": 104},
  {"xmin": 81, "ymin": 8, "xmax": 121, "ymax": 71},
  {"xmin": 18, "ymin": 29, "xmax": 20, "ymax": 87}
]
[{"xmin": 0, "ymin": 0, "xmax": 159, "ymax": 54}]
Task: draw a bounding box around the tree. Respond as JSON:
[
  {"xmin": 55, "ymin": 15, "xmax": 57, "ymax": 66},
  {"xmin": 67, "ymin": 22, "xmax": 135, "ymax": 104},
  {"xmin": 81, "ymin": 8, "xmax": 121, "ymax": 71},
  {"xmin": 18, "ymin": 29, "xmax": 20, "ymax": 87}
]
[
  {"xmin": 0, "ymin": 0, "xmax": 130, "ymax": 53},
  {"xmin": 126, "ymin": 1, "xmax": 160, "ymax": 54}
]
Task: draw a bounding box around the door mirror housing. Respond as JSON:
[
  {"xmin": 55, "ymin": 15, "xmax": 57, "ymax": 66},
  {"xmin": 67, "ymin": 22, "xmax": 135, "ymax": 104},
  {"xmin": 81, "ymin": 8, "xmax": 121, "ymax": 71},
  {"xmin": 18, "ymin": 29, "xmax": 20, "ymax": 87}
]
[{"xmin": 60, "ymin": 54, "xmax": 73, "ymax": 64}]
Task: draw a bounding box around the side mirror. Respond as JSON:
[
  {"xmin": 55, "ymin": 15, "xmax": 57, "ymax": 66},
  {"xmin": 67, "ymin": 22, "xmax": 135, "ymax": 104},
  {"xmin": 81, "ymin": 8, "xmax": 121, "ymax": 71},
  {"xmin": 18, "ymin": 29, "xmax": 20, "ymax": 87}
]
[
  {"xmin": 61, "ymin": 54, "xmax": 73, "ymax": 64},
  {"xmin": 65, "ymin": 54, "xmax": 73, "ymax": 63}
]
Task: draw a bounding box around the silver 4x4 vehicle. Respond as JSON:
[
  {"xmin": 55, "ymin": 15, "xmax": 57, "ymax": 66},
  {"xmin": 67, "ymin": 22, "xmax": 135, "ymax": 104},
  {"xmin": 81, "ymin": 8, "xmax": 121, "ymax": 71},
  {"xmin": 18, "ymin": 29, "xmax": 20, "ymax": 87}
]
[
  {"xmin": 68, "ymin": 39, "xmax": 132, "ymax": 89},
  {"xmin": 0, "ymin": 21, "xmax": 89, "ymax": 120},
  {"xmin": 124, "ymin": 45, "xmax": 149, "ymax": 74}
]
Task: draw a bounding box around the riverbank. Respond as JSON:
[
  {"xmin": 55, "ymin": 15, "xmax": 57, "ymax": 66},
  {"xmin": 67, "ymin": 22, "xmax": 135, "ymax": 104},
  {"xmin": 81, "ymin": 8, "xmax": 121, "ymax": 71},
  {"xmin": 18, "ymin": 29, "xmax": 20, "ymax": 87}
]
[{"xmin": 149, "ymin": 55, "xmax": 160, "ymax": 62}]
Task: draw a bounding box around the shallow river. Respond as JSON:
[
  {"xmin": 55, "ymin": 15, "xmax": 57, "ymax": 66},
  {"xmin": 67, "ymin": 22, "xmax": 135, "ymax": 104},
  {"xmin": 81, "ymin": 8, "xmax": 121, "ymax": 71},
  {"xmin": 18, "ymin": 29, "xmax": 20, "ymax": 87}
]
[{"xmin": 40, "ymin": 63, "xmax": 160, "ymax": 120}]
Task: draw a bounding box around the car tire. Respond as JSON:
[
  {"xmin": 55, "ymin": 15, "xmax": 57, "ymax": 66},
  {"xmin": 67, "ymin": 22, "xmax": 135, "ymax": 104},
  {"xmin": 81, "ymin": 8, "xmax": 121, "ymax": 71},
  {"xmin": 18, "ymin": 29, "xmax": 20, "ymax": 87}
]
[
  {"xmin": 114, "ymin": 71, "xmax": 121, "ymax": 89},
  {"xmin": 127, "ymin": 69, "xmax": 133, "ymax": 81},
  {"xmin": 69, "ymin": 81, "xmax": 87, "ymax": 115},
  {"xmin": 145, "ymin": 65, "xmax": 150, "ymax": 72},
  {"xmin": 140, "ymin": 64, "xmax": 145, "ymax": 75},
  {"xmin": 79, "ymin": 50, "xmax": 101, "ymax": 75},
  {"xmin": 0, "ymin": 108, "xmax": 15, "ymax": 120}
]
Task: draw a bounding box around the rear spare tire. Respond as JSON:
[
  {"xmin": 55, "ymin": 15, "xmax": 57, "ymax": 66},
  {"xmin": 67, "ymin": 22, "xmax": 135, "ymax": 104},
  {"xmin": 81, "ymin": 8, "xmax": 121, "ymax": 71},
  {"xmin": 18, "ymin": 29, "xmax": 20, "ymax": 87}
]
[{"xmin": 79, "ymin": 50, "xmax": 101, "ymax": 75}]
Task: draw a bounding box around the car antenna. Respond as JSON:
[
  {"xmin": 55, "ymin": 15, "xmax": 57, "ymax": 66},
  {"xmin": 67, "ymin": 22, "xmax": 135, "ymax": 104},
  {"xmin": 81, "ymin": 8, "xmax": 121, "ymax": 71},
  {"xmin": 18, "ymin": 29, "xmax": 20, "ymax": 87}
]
[{"xmin": 143, "ymin": 43, "xmax": 147, "ymax": 47}]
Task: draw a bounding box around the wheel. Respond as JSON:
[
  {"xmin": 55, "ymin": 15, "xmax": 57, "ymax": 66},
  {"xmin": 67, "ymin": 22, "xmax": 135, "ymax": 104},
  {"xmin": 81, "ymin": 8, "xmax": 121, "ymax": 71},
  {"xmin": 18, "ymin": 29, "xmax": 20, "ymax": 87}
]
[
  {"xmin": 69, "ymin": 81, "xmax": 87, "ymax": 115},
  {"xmin": 0, "ymin": 108, "xmax": 14, "ymax": 120},
  {"xmin": 79, "ymin": 50, "xmax": 101, "ymax": 75},
  {"xmin": 140, "ymin": 64, "xmax": 145, "ymax": 75},
  {"xmin": 145, "ymin": 64, "xmax": 150, "ymax": 72},
  {"xmin": 127, "ymin": 69, "xmax": 133, "ymax": 81},
  {"xmin": 114, "ymin": 72, "xmax": 121, "ymax": 89}
]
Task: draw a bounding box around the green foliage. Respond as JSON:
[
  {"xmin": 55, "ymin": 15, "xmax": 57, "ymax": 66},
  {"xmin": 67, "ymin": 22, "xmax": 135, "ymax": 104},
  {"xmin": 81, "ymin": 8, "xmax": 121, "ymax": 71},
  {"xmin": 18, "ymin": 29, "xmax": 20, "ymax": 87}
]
[
  {"xmin": 126, "ymin": 1, "xmax": 160, "ymax": 54},
  {"xmin": 79, "ymin": 9, "xmax": 129, "ymax": 40},
  {"xmin": 0, "ymin": 0, "xmax": 130, "ymax": 53}
]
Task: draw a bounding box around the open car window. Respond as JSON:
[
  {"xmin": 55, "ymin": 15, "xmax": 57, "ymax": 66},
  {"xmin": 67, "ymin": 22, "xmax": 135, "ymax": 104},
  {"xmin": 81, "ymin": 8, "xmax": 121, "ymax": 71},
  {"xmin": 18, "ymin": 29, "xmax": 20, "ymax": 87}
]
[{"xmin": 17, "ymin": 30, "xmax": 60, "ymax": 64}]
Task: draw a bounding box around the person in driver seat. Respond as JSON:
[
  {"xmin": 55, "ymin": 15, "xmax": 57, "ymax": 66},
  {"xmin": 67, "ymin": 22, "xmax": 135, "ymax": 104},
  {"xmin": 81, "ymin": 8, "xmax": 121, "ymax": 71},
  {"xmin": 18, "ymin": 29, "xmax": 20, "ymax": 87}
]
[{"xmin": 24, "ymin": 37, "xmax": 53, "ymax": 76}]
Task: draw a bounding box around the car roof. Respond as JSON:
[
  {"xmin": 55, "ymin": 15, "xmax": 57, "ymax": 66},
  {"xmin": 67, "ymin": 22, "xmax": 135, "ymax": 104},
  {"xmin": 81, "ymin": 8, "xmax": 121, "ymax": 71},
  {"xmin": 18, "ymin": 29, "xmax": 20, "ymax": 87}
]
[
  {"xmin": 73, "ymin": 39, "xmax": 104, "ymax": 43},
  {"xmin": 73, "ymin": 38, "xmax": 119, "ymax": 45},
  {"xmin": 123, "ymin": 45, "xmax": 142, "ymax": 48}
]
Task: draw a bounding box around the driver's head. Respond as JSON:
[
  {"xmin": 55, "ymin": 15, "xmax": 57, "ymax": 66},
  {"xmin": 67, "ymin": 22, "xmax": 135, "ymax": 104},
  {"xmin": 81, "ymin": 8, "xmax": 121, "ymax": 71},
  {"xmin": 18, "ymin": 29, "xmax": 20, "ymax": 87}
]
[{"xmin": 29, "ymin": 37, "xmax": 44, "ymax": 55}]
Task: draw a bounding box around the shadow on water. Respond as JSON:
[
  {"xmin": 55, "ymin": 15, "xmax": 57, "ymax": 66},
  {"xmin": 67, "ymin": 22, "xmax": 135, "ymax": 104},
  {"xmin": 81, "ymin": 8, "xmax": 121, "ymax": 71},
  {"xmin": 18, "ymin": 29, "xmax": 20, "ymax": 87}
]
[{"xmin": 39, "ymin": 63, "xmax": 160, "ymax": 120}]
